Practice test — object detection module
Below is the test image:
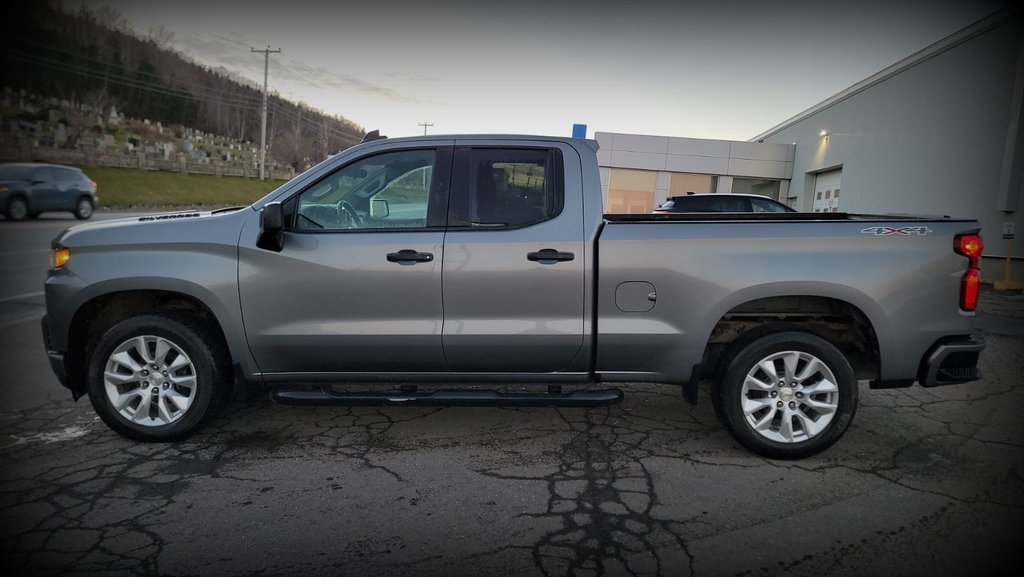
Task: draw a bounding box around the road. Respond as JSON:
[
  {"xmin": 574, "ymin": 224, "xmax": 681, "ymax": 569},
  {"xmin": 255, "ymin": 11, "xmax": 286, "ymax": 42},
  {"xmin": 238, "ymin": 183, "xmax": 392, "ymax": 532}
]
[
  {"xmin": 0, "ymin": 212, "xmax": 149, "ymax": 303},
  {"xmin": 0, "ymin": 214, "xmax": 1022, "ymax": 576}
]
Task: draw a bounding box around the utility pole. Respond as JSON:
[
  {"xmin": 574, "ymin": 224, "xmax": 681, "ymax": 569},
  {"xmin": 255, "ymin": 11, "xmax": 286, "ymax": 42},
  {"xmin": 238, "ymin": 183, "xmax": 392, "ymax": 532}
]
[
  {"xmin": 418, "ymin": 121, "xmax": 434, "ymax": 135},
  {"xmin": 251, "ymin": 45, "xmax": 281, "ymax": 180}
]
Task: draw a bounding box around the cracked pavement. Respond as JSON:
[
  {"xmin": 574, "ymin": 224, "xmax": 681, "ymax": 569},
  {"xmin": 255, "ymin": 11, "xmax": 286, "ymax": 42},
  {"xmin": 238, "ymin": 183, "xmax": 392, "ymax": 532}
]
[{"xmin": 1, "ymin": 276, "xmax": 1022, "ymax": 576}]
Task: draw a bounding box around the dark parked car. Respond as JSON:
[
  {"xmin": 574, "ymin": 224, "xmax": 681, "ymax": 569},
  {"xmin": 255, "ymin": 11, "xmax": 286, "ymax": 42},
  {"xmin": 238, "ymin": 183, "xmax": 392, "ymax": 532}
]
[
  {"xmin": 0, "ymin": 163, "xmax": 98, "ymax": 221},
  {"xmin": 654, "ymin": 193, "xmax": 795, "ymax": 214}
]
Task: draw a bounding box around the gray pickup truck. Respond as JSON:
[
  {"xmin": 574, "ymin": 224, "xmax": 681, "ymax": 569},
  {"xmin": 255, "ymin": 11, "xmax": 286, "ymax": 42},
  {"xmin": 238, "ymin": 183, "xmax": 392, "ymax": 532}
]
[{"xmin": 42, "ymin": 135, "xmax": 985, "ymax": 458}]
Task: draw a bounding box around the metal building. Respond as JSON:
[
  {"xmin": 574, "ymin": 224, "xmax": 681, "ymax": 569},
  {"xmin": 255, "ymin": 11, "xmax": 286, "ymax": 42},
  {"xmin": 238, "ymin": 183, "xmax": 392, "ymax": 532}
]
[{"xmin": 752, "ymin": 8, "xmax": 1023, "ymax": 284}]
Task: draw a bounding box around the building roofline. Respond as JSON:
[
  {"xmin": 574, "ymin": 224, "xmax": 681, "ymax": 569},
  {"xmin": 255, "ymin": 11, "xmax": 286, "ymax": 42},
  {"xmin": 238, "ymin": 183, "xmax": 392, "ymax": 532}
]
[{"xmin": 749, "ymin": 7, "xmax": 1019, "ymax": 142}]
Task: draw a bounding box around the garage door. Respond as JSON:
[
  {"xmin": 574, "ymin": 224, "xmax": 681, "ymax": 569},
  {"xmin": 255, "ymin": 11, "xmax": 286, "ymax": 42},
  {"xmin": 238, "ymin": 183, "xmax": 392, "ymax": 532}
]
[{"xmin": 813, "ymin": 169, "xmax": 842, "ymax": 213}]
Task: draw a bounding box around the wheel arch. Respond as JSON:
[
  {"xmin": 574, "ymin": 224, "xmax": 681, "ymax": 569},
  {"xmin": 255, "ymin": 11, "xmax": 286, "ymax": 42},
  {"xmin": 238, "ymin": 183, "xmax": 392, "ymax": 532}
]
[
  {"xmin": 63, "ymin": 286, "xmax": 246, "ymax": 397},
  {"xmin": 697, "ymin": 283, "xmax": 888, "ymax": 384},
  {"xmin": 5, "ymin": 192, "xmax": 31, "ymax": 216}
]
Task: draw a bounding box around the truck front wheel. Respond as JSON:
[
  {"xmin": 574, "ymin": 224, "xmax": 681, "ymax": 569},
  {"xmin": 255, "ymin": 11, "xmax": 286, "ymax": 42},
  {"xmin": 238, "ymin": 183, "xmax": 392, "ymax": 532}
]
[
  {"xmin": 714, "ymin": 331, "xmax": 858, "ymax": 459},
  {"xmin": 86, "ymin": 315, "xmax": 231, "ymax": 441}
]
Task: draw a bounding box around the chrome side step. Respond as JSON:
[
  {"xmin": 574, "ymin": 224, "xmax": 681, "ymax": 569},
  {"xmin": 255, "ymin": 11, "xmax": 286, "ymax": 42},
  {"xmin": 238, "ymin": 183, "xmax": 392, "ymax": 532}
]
[{"xmin": 271, "ymin": 386, "xmax": 624, "ymax": 407}]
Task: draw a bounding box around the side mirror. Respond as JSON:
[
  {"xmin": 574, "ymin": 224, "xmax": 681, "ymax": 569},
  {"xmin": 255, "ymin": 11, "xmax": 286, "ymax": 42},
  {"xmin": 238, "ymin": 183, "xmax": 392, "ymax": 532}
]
[
  {"xmin": 370, "ymin": 199, "xmax": 390, "ymax": 218},
  {"xmin": 257, "ymin": 202, "xmax": 284, "ymax": 252}
]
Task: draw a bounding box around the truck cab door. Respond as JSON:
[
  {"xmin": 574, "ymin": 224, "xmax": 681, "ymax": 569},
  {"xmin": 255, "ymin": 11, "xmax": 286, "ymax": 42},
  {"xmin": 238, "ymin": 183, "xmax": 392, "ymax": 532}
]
[
  {"xmin": 441, "ymin": 142, "xmax": 586, "ymax": 373},
  {"xmin": 238, "ymin": 146, "xmax": 452, "ymax": 376}
]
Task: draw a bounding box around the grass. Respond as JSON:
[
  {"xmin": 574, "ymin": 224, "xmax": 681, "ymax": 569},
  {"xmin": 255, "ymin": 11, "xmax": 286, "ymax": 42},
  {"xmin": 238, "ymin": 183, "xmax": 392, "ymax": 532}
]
[{"xmin": 78, "ymin": 166, "xmax": 290, "ymax": 209}]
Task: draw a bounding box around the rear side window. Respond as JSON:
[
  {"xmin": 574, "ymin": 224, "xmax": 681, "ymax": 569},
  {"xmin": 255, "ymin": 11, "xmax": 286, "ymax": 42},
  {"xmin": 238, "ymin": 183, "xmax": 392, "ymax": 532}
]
[
  {"xmin": 449, "ymin": 148, "xmax": 563, "ymax": 229},
  {"xmin": 678, "ymin": 196, "xmax": 715, "ymax": 211},
  {"xmin": 54, "ymin": 168, "xmax": 81, "ymax": 182},
  {"xmin": 32, "ymin": 167, "xmax": 55, "ymax": 183},
  {"xmin": 712, "ymin": 196, "xmax": 748, "ymax": 212},
  {"xmin": 751, "ymin": 198, "xmax": 790, "ymax": 213}
]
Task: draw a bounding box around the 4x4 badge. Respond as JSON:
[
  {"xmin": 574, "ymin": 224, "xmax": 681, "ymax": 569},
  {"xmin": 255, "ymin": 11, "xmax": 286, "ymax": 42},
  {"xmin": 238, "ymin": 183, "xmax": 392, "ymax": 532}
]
[{"xmin": 860, "ymin": 226, "xmax": 932, "ymax": 236}]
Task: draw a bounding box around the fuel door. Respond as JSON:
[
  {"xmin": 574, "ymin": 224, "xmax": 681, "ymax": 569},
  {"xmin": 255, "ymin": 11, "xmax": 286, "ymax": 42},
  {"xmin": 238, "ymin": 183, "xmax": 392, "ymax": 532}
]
[{"xmin": 615, "ymin": 281, "xmax": 656, "ymax": 312}]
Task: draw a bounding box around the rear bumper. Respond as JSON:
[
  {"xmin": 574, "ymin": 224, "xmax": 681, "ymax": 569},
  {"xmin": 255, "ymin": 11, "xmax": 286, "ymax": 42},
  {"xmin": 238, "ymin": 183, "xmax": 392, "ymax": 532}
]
[{"xmin": 918, "ymin": 334, "xmax": 985, "ymax": 387}]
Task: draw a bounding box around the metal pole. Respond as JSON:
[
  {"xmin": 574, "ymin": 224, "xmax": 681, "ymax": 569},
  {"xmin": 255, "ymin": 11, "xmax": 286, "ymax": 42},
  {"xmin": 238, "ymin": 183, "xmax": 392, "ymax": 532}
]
[
  {"xmin": 995, "ymin": 238, "xmax": 1022, "ymax": 290},
  {"xmin": 1007, "ymin": 240, "xmax": 1013, "ymax": 282},
  {"xmin": 251, "ymin": 46, "xmax": 281, "ymax": 180},
  {"xmin": 418, "ymin": 121, "xmax": 433, "ymax": 136}
]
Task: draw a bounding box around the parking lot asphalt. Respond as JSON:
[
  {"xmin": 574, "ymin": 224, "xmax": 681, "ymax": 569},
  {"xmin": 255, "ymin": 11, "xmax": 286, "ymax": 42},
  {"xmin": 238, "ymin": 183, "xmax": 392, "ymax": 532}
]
[{"xmin": 0, "ymin": 217, "xmax": 1022, "ymax": 576}]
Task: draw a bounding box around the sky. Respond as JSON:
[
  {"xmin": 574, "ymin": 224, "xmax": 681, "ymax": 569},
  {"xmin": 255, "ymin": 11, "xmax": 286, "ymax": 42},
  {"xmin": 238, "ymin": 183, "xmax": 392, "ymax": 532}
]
[{"xmin": 82, "ymin": 0, "xmax": 1009, "ymax": 141}]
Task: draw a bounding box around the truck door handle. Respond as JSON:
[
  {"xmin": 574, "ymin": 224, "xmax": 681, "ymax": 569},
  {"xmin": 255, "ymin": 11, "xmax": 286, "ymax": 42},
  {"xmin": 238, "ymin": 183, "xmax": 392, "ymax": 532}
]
[
  {"xmin": 387, "ymin": 250, "xmax": 434, "ymax": 263},
  {"xmin": 527, "ymin": 249, "xmax": 575, "ymax": 263}
]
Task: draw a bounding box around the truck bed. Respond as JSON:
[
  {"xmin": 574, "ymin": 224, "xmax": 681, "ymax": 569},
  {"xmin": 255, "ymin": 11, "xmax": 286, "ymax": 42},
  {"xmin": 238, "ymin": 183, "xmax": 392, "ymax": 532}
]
[
  {"xmin": 604, "ymin": 212, "xmax": 968, "ymax": 223},
  {"xmin": 594, "ymin": 215, "xmax": 980, "ymax": 385}
]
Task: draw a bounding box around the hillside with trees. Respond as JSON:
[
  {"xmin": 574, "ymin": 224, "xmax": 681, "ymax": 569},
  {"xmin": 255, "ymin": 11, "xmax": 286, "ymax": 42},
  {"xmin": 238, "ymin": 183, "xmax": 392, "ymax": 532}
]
[{"xmin": 0, "ymin": 2, "xmax": 364, "ymax": 169}]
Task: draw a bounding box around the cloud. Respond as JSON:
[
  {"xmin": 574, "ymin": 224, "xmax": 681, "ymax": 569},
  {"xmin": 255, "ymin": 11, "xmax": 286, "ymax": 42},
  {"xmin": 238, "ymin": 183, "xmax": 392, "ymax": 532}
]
[
  {"xmin": 279, "ymin": 61, "xmax": 424, "ymax": 104},
  {"xmin": 172, "ymin": 31, "xmax": 424, "ymax": 104}
]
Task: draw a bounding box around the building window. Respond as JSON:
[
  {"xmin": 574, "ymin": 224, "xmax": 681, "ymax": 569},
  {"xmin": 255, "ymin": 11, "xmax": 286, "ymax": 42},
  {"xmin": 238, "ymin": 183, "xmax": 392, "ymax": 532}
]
[
  {"xmin": 668, "ymin": 172, "xmax": 715, "ymax": 197},
  {"xmin": 732, "ymin": 178, "xmax": 781, "ymax": 200},
  {"xmin": 608, "ymin": 168, "xmax": 657, "ymax": 213}
]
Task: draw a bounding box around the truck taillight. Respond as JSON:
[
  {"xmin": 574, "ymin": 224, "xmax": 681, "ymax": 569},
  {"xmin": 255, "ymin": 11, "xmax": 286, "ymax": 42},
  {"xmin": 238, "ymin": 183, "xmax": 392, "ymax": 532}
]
[
  {"xmin": 955, "ymin": 234, "xmax": 983, "ymax": 311},
  {"xmin": 961, "ymin": 269, "xmax": 980, "ymax": 311}
]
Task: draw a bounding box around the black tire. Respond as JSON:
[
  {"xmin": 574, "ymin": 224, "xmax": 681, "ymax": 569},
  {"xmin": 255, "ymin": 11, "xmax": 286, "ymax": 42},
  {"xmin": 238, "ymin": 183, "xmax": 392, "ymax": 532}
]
[
  {"xmin": 6, "ymin": 196, "xmax": 29, "ymax": 221},
  {"xmin": 713, "ymin": 331, "xmax": 857, "ymax": 459},
  {"xmin": 86, "ymin": 315, "xmax": 231, "ymax": 441},
  {"xmin": 27, "ymin": 212, "xmax": 40, "ymax": 220},
  {"xmin": 73, "ymin": 196, "xmax": 94, "ymax": 220}
]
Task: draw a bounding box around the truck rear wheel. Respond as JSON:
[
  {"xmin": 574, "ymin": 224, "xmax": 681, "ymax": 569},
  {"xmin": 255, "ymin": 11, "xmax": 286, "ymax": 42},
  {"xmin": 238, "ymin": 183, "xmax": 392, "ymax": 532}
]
[
  {"xmin": 86, "ymin": 315, "xmax": 231, "ymax": 441},
  {"xmin": 714, "ymin": 331, "xmax": 858, "ymax": 459}
]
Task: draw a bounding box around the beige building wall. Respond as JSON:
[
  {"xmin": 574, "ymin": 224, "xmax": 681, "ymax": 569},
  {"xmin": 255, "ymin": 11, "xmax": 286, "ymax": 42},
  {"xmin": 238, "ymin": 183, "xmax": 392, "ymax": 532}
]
[{"xmin": 595, "ymin": 132, "xmax": 795, "ymax": 213}]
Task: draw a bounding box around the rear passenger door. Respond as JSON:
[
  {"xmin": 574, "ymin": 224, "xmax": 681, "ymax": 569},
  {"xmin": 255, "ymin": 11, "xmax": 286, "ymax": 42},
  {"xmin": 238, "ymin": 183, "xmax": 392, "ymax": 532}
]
[
  {"xmin": 29, "ymin": 166, "xmax": 61, "ymax": 211},
  {"xmin": 441, "ymin": 141, "xmax": 586, "ymax": 372}
]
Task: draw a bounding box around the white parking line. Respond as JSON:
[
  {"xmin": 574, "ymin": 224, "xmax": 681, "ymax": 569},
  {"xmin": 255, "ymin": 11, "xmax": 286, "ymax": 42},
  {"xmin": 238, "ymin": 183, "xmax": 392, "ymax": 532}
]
[
  {"xmin": 0, "ymin": 291, "xmax": 44, "ymax": 303},
  {"xmin": 0, "ymin": 311, "xmax": 44, "ymax": 329},
  {"xmin": 0, "ymin": 249, "xmax": 50, "ymax": 257}
]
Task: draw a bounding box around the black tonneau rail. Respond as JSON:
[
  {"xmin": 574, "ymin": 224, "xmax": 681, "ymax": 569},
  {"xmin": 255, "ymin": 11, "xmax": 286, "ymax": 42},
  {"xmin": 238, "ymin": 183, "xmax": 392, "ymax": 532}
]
[{"xmin": 604, "ymin": 212, "xmax": 969, "ymax": 223}]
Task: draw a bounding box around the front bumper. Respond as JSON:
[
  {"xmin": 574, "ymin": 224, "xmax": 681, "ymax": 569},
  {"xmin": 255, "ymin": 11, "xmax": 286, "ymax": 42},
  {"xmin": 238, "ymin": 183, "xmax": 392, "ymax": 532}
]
[
  {"xmin": 41, "ymin": 315, "xmax": 71, "ymax": 390},
  {"xmin": 918, "ymin": 334, "xmax": 985, "ymax": 387}
]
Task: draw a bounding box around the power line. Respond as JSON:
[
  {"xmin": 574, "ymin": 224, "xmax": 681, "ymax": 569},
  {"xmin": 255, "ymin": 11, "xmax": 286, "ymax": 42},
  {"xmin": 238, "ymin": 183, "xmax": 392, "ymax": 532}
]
[
  {"xmin": 418, "ymin": 121, "xmax": 434, "ymax": 135},
  {"xmin": 2, "ymin": 39, "xmax": 366, "ymax": 136},
  {"xmin": 268, "ymin": 102, "xmax": 364, "ymax": 142},
  {"xmin": 3, "ymin": 49, "xmax": 263, "ymax": 110},
  {"xmin": 3, "ymin": 47, "xmax": 365, "ymax": 160},
  {"xmin": 1, "ymin": 39, "xmax": 267, "ymax": 105}
]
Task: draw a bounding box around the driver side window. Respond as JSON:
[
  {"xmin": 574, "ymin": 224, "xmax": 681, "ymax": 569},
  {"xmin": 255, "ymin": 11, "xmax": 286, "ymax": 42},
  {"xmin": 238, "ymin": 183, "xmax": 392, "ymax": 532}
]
[{"xmin": 294, "ymin": 149, "xmax": 437, "ymax": 231}]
